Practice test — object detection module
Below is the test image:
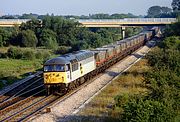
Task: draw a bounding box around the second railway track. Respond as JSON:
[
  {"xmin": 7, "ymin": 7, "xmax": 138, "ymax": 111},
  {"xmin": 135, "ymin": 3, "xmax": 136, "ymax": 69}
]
[{"xmin": 0, "ymin": 72, "xmax": 42, "ymax": 103}]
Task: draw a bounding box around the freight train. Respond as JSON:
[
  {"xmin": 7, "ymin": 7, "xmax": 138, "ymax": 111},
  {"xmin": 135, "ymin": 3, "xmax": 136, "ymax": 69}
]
[{"xmin": 43, "ymin": 28, "xmax": 158, "ymax": 95}]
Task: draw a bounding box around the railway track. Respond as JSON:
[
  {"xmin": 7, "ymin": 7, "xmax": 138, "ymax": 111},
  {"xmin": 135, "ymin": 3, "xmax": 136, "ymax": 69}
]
[
  {"xmin": 0, "ymin": 89, "xmax": 45, "ymax": 121},
  {"xmin": 0, "ymin": 39, "xmax": 156, "ymax": 121},
  {"xmin": 0, "ymin": 72, "xmax": 45, "ymax": 122},
  {"xmin": 0, "ymin": 72, "xmax": 42, "ymax": 103},
  {"xmin": 0, "ymin": 77, "xmax": 43, "ymax": 109}
]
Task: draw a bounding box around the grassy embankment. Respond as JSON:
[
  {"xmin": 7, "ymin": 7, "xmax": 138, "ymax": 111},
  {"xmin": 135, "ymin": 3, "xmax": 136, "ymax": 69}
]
[
  {"xmin": 76, "ymin": 59, "xmax": 151, "ymax": 121},
  {"xmin": 0, "ymin": 47, "xmax": 57, "ymax": 89}
]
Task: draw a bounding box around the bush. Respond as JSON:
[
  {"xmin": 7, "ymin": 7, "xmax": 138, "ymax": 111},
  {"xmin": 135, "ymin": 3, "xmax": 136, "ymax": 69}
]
[
  {"xmin": 114, "ymin": 94, "xmax": 131, "ymax": 108},
  {"xmin": 6, "ymin": 47, "xmax": 52, "ymax": 61},
  {"xmin": 23, "ymin": 50, "xmax": 35, "ymax": 60},
  {"xmin": 55, "ymin": 46, "xmax": 70, "ymax": 54},
  {"xmin": 7, "ymin": 47, "xmax": 23, "ymax": 59},
  {"xmin": 0, "ymin": 35, "xmax": 3, "ymax": 47},
  {"xmin": 20, "ymin": 29, "xmax": 38, "ymax": 47},
  {"xmin": 0, "ymin": 52, "xmax": 7, "ymax": 58},
  {"xmin": 122, "ymin": 99, "xmax": 175, "ymax": 122},
  {"xmin": 161, "ymin": 36, "xmax": 180, "ymax": 50},
  {"xmin": 39, "ymin": 29, "xmax": 58, "ymax": 50},
  {"xmin": 35, "ymin": 50, "xmax": 51, "ymax": 60}
]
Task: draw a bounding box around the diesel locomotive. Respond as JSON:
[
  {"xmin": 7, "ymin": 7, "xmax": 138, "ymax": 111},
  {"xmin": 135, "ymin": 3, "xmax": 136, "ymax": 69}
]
[{"xmin": 43, "ymin": 28, "xmax": 158, "ymax": 95}]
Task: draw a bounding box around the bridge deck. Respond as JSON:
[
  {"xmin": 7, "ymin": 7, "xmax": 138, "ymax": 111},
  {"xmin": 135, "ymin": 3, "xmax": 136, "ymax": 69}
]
[
  {"xmin": 0, "ymin": 18, "xmax": 177, "ymax": 27},
  {"xmin": 78, "ymin": 18, "xmax": 177, "ymax": 27}
]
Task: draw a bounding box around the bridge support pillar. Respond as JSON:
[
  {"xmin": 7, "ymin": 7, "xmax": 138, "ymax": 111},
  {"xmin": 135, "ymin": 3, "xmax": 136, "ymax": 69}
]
[{"xmin": 121, "ymin": 26, "xmax": 126, "ymax": 39}]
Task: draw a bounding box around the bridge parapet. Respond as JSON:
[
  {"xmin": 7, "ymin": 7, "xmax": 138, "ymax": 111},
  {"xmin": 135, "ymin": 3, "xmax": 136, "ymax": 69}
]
[
  {"xmin": 0, "ymin": 19, "xmax": 31, "ymax": 22},
  {"xmin": 78, "ymin": 18, "xmax": 177, "ymax": 23},
  {"xmin": 77, "ymin": 18, "xmax": 177, "ymax": 27},
  {"xmin": 0, "ymin": 18, "xmax": 177, "ymax": 27}
]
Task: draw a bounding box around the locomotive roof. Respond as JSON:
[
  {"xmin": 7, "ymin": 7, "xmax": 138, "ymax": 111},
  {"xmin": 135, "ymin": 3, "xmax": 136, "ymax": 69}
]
[
  {"xmin": 44, "ymin": 50, "xmax": 93, "ymax": 65},
  {"xmin": 44, "ymin": 57, "xmax": 70, "ymax": 65}
]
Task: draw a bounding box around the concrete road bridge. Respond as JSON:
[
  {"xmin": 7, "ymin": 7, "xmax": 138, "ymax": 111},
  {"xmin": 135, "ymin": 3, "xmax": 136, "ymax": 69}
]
[
  {"xmin": 78, "ymin": 18, "xmax": 177, "ymax": 27},
  {"xmin": 0, "ymin": 18, "xmax": 177, "ymax": 27},
  {"xmin": 0, "ymin": 18, "xmax": 177, "ymax": 38}
]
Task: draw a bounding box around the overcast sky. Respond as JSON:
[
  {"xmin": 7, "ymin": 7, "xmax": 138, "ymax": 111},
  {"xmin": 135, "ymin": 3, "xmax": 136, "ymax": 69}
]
[{"xmin": 0, "ymin": 0, "xmax": 172, "ymax": 16}]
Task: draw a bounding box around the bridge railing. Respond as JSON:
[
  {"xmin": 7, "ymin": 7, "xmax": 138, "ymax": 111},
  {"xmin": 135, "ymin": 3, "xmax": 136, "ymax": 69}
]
[
  {"xmin": 0, "ymin": 19, "xmax": 31, "ymax": 23},
  {"xmin": 0, "ymin": 18, "xmax": 177, "ymax": 26},
  {"xmin": 77, "ymin": 18, "xmax": 177, "ymax": 23}
]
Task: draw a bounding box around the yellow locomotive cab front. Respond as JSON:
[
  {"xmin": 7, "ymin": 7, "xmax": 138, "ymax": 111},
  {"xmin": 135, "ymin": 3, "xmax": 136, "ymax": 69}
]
[
  {"xmin": 43, "ymin": 64, "xmax": 70, "ymax": 84},
  {"xmin": 44, "ymin": 72, "xmax": 67, "ymax": 84}
]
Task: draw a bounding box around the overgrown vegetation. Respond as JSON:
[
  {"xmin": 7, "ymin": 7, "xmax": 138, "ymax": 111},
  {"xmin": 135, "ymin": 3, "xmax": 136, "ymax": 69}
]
[{"xmin": 113, "ymin": 20, "xmax": 180, "ymax": 122}]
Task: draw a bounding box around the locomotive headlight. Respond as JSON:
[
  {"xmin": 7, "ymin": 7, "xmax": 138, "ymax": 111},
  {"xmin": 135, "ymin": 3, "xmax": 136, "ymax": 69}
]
[
  {"xmin": 62, "ymin": 76, "xmax": 64, "ymax": 82},
  {"xmin": 45, "ymin": 74, "xmax": 48, "ymax": 79}
]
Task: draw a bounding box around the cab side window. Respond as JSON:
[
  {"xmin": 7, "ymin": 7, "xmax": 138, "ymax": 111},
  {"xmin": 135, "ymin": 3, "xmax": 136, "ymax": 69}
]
[
  {"xmin": 65, "ymin": 65, "xmax": 70, "ymax": 71},
  {"xmin": 72, "ymin": 62, "xmax": 78, "ymax": 72}
]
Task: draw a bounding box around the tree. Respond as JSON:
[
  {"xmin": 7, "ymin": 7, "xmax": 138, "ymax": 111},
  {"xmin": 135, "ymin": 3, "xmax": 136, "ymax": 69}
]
[
  {"xmin": 147, "ymin": 6, "xmax": 162, "ymax": 17},
  {"xmin": 172, "ymin": 0, "xmax": 180, "ymax": 12},
  {"xmin": 161, "ymin": 7, "xmax": 172, "ymax": 14},
  {"xmin": 164, "ymin": 19, "xmax": 180, "ymax": 36},
  {"xmin": 90, "ymin": 13, "xmax": 110, "ymax": 19},
  {"xmin": 39, "ymin": 29, "xmax": 58, "ymax": 49},
  {"xmin": 97, "ymin": 28, "xmax": 114, "ymax": 44},
  {"xmin": 20, "ymin": 29, "xmax": 38, "ymax": 47},
  {"xmin": 0, "ymin": 28, "xmax": 12, "ymax": 46},
  {"xmin": 20, "ymin": 19, "xmax": 42, "ymax": 38},
  {"xmin": 147, "ymin": 6, "xmax": 172, "ymax": 18},
  {"xmin": 19, "ymin": 13, "xmax": 38, "ymax": 19}
]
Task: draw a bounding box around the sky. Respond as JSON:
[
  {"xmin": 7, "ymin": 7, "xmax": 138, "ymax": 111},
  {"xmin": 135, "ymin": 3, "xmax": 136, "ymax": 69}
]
[{"xmin": 0, "ymin": 0, "xmax": 172, "ymax": 16}]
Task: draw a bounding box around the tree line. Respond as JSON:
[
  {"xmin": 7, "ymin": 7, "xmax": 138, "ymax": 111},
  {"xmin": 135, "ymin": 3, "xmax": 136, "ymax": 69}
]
[{"xmin": 0, "ymin": 13, "xmax": 139, "ymax": 20}]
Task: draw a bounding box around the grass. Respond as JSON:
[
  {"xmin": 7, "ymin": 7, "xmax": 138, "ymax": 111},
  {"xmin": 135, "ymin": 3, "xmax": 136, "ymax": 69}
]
[
  {"xmin": 0, "ymin": 58, "xmax": 42, "ymax": 76},
  {"xmin": 76, "ymin": 59, "xmax": 151, "ymax": 121},
  {"xmin": 0, "ymin": 58, "xmax": 43, "ymax": 88},
  {"xmin": 0, "ymin": 46, "xmax": 61, "ymax": 89}
]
